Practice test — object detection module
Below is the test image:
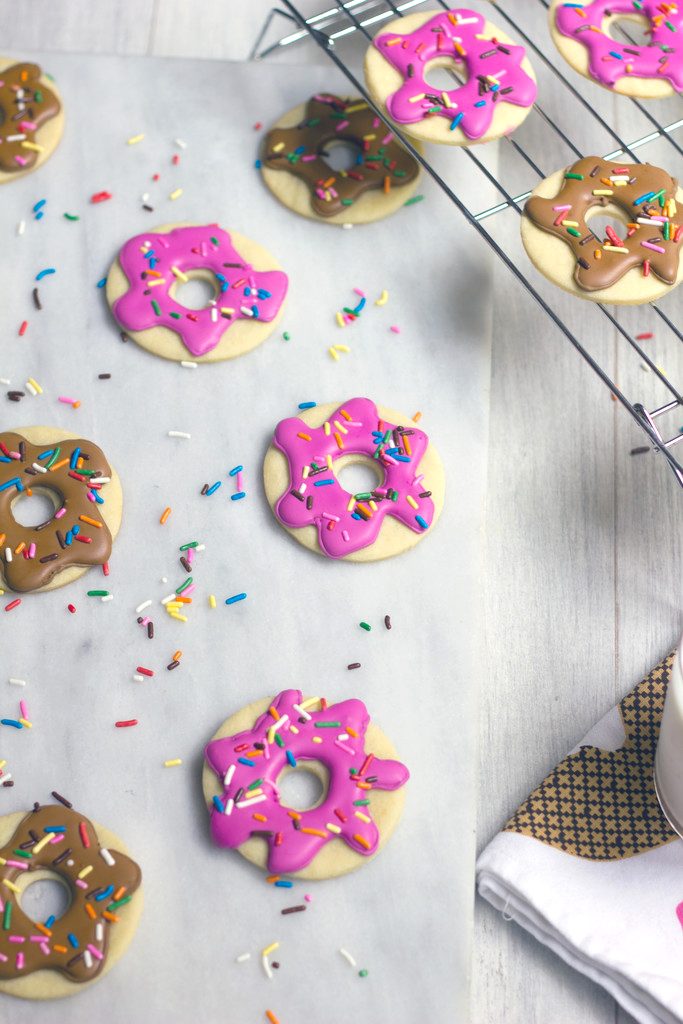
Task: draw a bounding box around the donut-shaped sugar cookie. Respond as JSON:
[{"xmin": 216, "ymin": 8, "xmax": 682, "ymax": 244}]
[
  {"xmin": 521, "ymin": 156, "xmax": 683, "ymax": 304},
  {"xmin": 364, "ymin": 9, "xmax": 537, "ymax": 146},
  {"xmin": 203, "ymin": 689, "xmax": 409, "ymax": 880},
  {"xmin": 0, "ymin": 427, "xmax": 121, "ymax": 594},
  {"xmin": 0, "ymin": 804, "xmax": 142, "ymax": 1000},
  {"xmin": 263, "ymin": 398, "xmax": 445, "ymax": 562},
  {"xmin": 260, "ymin": 94, "xmax": 422, "ymax": 225},
  {"xmin": 106, "ymin": 223, "xmax": 288, "ymax": 363},
  {"xmin": 550, "ymin": 0, "xmax": 683, "ymax": 99},
  {"xmin": 0, "ymin": 59, "xmax": 63, "ymax": 184}
]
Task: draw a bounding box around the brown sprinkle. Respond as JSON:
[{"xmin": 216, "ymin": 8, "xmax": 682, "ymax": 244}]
[
  {"xmin": 51, "ymin": 791, "xmax": 73, "ymax": 808},
  {"xmin": 347, "ymin": 662, "xmax": 361, "ymax": 670}
]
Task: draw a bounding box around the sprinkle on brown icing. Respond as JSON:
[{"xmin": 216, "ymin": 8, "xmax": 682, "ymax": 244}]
[
  {"xmin": 0, "ymin": 805, "xmax": 141, "ymax": 982},
  {"xmin": 262, "ymin": 94, "xmax": 420, "ymax": 218},
  {"xmin": 524, "ymin": 156, "xmax": 681, "ymax": 291},
  {"xmin": 0, "ymin": 63, "xmax": 60, "ymax": 173},
  {"xmin": 0, "ymin": 432, "xmax": 113, "ymax": 593}
]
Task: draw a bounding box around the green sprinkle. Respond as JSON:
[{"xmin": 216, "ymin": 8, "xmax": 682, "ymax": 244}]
[
  {"xmin": 354, "ymin": 493, "xmax": 373, "ymax": 501},
  {"xmin": 359, "ymin": 969, "xmax": 369, "ymax": 978},
  {"xmin": 404, "ymin": 194, "xmax": 424, "ymax": 206},
  {"xmin": 390, "ymin": 490, "xmax": 399, "ymax": 502},
  {"xmin": 169, "ymin": 311, "xmax": 182, "ymax": 319},
  {"xmin": 341, "ymin": 199, "xmax": 354, "ymax": 206},
  {"xmin": 247, "ymin": 778, "xmax": 264, "ymax": 790},
  {"xmin": 3, "ymin": 903, "xmax": 11, "ymax": 930},
  {"xmin": 307, "ymin": 118, "xmax": 321, "ymax": 127},
  {"xmin": 275, "ymin": 733, "xmax": 285, "ymax": 748},
  {"xmin": 360, "ymin": 622, "xmax": 371, "ymax": 632},
  {"xmin": 314, "ymin": 721, "xmax": 342, "ymax": 728},
  {"xmin": 210, "ymin": 236, "xmax": 219, "ymax": 246},
  {"xmin": 63, "ymin": 213, "xmax": 80, "ymax": 221},
  {"xmin": 565, "ymin": 173, "xmax": 584, "ymax": 180},
  {"xmin": 283, "ymin": 332, "xmax": 290, "ymax": 341},
  {"xmin": 151, "ymin": 299, "xmax": 161, "ymax": 316},
  {"xmin": 566, "ymin": 227, "xmax": 582, "ymax": 237},
  {"xmin": 13, "ymin": 849, "xmax": 32, "ymax": 859},
  {"xmin": 353, "ymin": 799, "xmax": 370, "ymax": 806},
  {"xmin": 87, "ymin": 590, "xmax": 109, "ymax": 597},
  {"xmin": 176, "ymin": 577, "xmax": 192, "ymax": 595},
  {"xmin": 665, "ymin": 19, "xmax": 676, "ymax": 30},
  {"xmin": 179, "ymin": 541, "xmax": 198, "ymax": 551},
  {"xmin": 107, "ymin": 895, "xmax": 132, "ymax": 911},
  {"xmin": 46, "ymin": 447, "xmax": 61, "ymax": 469},
  {"xmin": 394, "ymin": 169, "xmax": 407, "ymax": 177},
  {"xmin": 34, "ymin": 90, "xmax": 43, "ymax": 103}
]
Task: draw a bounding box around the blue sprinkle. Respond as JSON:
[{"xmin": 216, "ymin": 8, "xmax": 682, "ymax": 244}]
[
  {"xmin": 44, "ymin": 915, "xmax": 55, "ymax": 928},
  {"xmin": 38, "ymin": 449, "xmax": 54, "ymax": 460},
  {"xmin": 15, "ymin": 481, "xmax": 24, "ymax": 493},
  {"xmin": 298, "ymin": 402, "xmax": 317, "ymax": 410},
  {"xmin": 212, "ymin": 795, "xmax": 224, "ymax": 813},
  {"xmin": 231, "ymin": 491, "xmax": 246, "ymax": 501},
  {"xmin": 609, "ymin": 50, "xmax": 623, "ymax": 59},
  {"xmin": 65, "ymin": 531, "xmax": 73, "ymax": 546},
  {"xmin": 226, "ymin": 593, "xmax": 247, "ymax": 605},
  {"xmin": 1, "ymin": 719, "xmax": 22, "ymax": 729},
  {"xmin": 44, "ymin": 826, "xmax": 66, "ymax": 832},
  {"xmin": 257, "ymin": 289, "xmax": 271, "ymax": 299},
  {"xmin": 70, "ymin": 446, "xmax": 81, "ymax": 470},
  {"xmin": 35, "ymin": 267, "xmax": 55, "ymax": 281},
  {"xmin": 206, "ymin": 481, "xmax": 222, "ymax": 496},
  {"xmin": 67, "ymin": 933, "xmax": 79, "ymax": 949},
  {"xmin": 416, "ymin": 514, "xmax": 429, "ymax": 530},
  {"xmin": 251, "ymin": 305, "xmax": 259, "ymax": 318},
  {"xmin": 314, "ymin": 479, "xmax": 334, "ymax": 487},
  {"xmin": 353, "ymin": 297, "xmax": 366, "ymax": 314},
  {"xmin": 474, "ymin": 100, "xmax": 486, "ymax": 108},
  {"xmin": 286, "ymin": 750, "xmax": 297, "ymax": 768},
  {"xmin": 238, "ymin": 756, "xmax": 255, "ymax": 767},
  {"xmin": 143, "ymin": 249, "xmax": 155, "ymax": 260},
  {"xmin": 385, "ymin": 447, "xmax": 400, "ymax": 456},
  {"xmin": 228, "ymin": 465, "xmax": 243, "ymax": 476},
  {"xmin": 274, "ymin": 880, "xmax": 293, "ymax": 888},
  {"xmin": 220, "ymin": 281, "xmax": 228, "ymax": 292},
  {"xmin": 33, "ymin": 199, "xmax": 46, "ymax": 213},
  {"xmin": 96, "ymin": 277, "xmax": 107, "ymax": 289},
  {"xmin": 72, "ymin": 524, "xmax": 80, "ymax": 536},
  {"xmin": 0, "ymin": 457, "xmax": 11, "ymax": 463},
  {"xmin": 90, "ymin": 489, "xmax": 104, "ymax": 504},
  {"xmin": 255, "ymin": 159, "xmax": 262, "ymax": 169},
  {"xmin": 634, "ymin": 191, "xmax": 655, "ymax": 205},
  {"xmin": 394, "ymin": 454, "xmax": 411, "ymax": 462},
  {"xmin": 35, "ymin": 211, "xmax": 44, "ymax": 220},
  {"xmin": 0, "ymin": 477, "xmax": 21, "ymax": 492},
  {"xmin": 95, "ymin": 885, "xmax": 114, "ymax": 902},
  {"xmin": 351, "ymin": 513, "xmax": 362, "ymax": 520},
  {"xmin": 294, "ymin": 145, "xmax": 305, "ymax": 154},
  {"xmin": 216, "ymin": 272, "xmax": 227, "ymax": 282},
  {"xmin": 449, "ymin": 112, "xmax": 464, "ymax": 131}
]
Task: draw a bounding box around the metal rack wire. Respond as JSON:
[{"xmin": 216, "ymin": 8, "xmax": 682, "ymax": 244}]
[{"xmin": 251, "ymin": 0, "xmax": 683, "ymax": 487}]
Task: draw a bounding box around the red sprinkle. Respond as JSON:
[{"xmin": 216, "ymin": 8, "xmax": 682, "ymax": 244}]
[
  {"xmin": 79, "ymin": 821, "xmax": 90, "ymax": 848},
  {"xmin": 102, "ymin": 562, "xmax": 110, "ymax": 577},
  {"xmin": 18, "ymin": 321, "xmax": 28, "ymax": 337},
  {"xmin": 136, "ymin": 667, "xmax": 154, "ymax": 677},
  {"xmin": 90, "ymin": 191, "xmax": 112, "ymax": 203},
  {"xmin": 636, "ymin": 332, "xmax": 653, "ymax": 340},
  {"xmin": 253, "ymin": 122, "xmax": 263, "ymax": 130},
  {"xmin": 152, "ymin": 174, "xmax": 160, "ymax": 181},
  {"xmin": 67, "ymin": 604, "xmax": 76, "ymax": 614},
  {"xmin": 172, "ymin": 154, "xmax": 180, "ymax": 165},
  {"xmin": 4, "ymin": 599, "xmax": 21, "ymax": 612},
  {"xmin": 115, "ymin": 720, "xmax": 138, "ymax": 728}
]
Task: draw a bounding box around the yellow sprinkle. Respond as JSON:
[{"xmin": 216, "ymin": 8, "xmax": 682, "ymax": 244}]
[
  {"xmin": 0, "ymin": 761, "xmax": 5, "ymax": 770},
  {"xmin": 347, "ymin": 497, "xmax": 356, "ymax": 512},
  {"xmin": 127, "ymin": 133, "xmax": 145, "ymax": 145},
  {"xmin": 302, "ymin": 466, "xmax": 310, "ymax": 479},
  {"xmin": 326, "ymin": 823, "xmax": 342, "ymax": 834},
  {"xmin": 146, "ymin": 278, "xmax": 166, "ymax": 287},
  {"xmin": 334, "ymin": 344, "xmax": 350, "ymax": 353},
  {"xmin": 171, "ymin": 266, "xmax": 188, "ymax": 282},
  {"xmin": 267, "ymin": 726, "xmax": 276, "ymax": 745},
  {"xmin": 27, "ymin": 377, "xmax": 42, "ymax": 393},
  {"xmin": 300, "ymin": 697, "xmax": 321, "ymax": 710},
  {"xmin": 334, "ymin": 419, "xmax": 348, "ymax": 435},
  {"xmin": 375, "ymin": 289, "xmax": 389, "ymax": 306},
  {"xmin": 262, "ymin": 942, "xmax": 280, "ymax": 958},
  {"xmin": 326, "ymin": 454, "xmax": 333, "ymax": 470},
  {"xmin": 603, "ymin": 244, "xmax": 629, "ymax": 254},
  {"xmin": 21, "ymin": 140, "xmax": 43, "ymax": 152},
  {"xmin": 169, "ymin": 188, "xmax": 183, "ymax": 201},
  {"xmin": 271, "ymin": 141, "xmax": 285, "ymax": 152},
  {"xmin": 169, "ymin": 613, "xmax": 188, "ymax": 622},
  {"xmin": 592, "ymin": 189, "xmax": 613, "ymax": 196},
  {"xmin": 441, "ymin": 91, "xmax": 452, "ymax": 108},
  {"xmin": 561, "ymin": 220, "xmax": 579, "ymax": 227},
  {"xmin": 32, "ymin": 833, "xmax": 53, "ymax": 854},
  {"xmin": 361, "ymin": 134, "xmax": 376, "ymax": 141},
  {"xmin": 407, "ymin": 495, "xmax": 419, "ymax": 509},
  {"xmin": 164, "ymin": 759, "xmax": 183, "ymax": 767},
  {"xmin": 209, "ymin": 595, "xmax": 216, "ymax": 609},
  {"xmin": 336, "ymin": 311, "xmax": 345, "ymax": 328},
  {"xmin": 220, "ymin": 307, "xmax": 235, "ymax": 316},
  {"xmin": 2, "ymin": 879, "xmax": 20, "ymax": 894},
  {"xmin": 78, "ymin": 865, "xmax": 93, "ymax": 879},
  {"xmin": 408, "ymin": 93, "xmax": 426, "ymax": 102},
  {"xmin": 312, "ymin": 736, "xmax": 323, "ymax": 744},
  {"xmin": 386, "ymin": 37, "xmax": 403, "ymax": 45},
  {"xmin": 323, "ymin": 422, "xmax": 331, "ymax": 436},
  {"xmin": 369, "ymin": 500, "xmax": 378, "ymax": 512},
  {"xmin": 18, "ymin": 718, "xmax": 32, "ymax": 728},
  {"xmin": 289, "ymin": 725, "xmax": 299, "ymax": 735},
  {"xmin": 328, "ymin": 346, "xmax": 340, "ymax": 361},
  {"xmin": 344, "ymin": 102, "xmax": 369, "ymax": 113},
  {"xmin": 354, "ymin": 811, "xmax": 371, "ymax": 823}
]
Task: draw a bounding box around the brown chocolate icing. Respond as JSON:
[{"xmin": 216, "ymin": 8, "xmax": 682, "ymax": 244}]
[
  {"xmin": 524, "ymin": 156, "xmax": 681, "ymax": 291},
  {"xmin": 0, "ymin": 805, "xmax": 141, "ymax": 982},
  {"xmin": 0, "ymin": 432, "xmax": 113, "ymax": 593},
  {"xmin": 0, "ymin": 63, "xmax": 60, "ymax": 173},
  {"xmin": 262, "ymin": 94, "xmax": 419, "ymax": 218}
]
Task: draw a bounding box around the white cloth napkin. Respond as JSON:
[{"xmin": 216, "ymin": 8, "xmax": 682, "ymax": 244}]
[{"xmin": 477, "ymin": 653, "xmax": 683, "ymax": 1024}]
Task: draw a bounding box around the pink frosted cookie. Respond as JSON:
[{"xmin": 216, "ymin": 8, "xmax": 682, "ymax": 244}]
[
  {"xmin": 202, "ymin": 689, "xmax": 409, "ymax": 880},
  {"xmin": 106, "ymin": 222, "xmax": 288, "ymax": 363},
  {"xmin": 364, "ymin": 9, "xmax": 537, "ymax": 146},
  {"xmin": 550, "ymin": 0, "xmax": 683, "ymax": 99},
  {"xmin": 262, "ymin": 398, "xmax": 445, "ymax": 562}
]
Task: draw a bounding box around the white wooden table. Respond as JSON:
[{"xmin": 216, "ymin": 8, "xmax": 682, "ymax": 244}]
[{"xmin": 3, "ymin": 3, "xmax": 681, "ymax": 1022}]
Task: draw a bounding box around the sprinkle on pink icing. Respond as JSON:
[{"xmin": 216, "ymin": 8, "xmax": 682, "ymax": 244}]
[
  {"xmin": 555, "ymin": 1, "xmax": 683, "ymax": 91},
  {"xmin": 112, "ymin": 225, "xmax": 288, "ymax": 357},
  {"xmin": 205, "ymin": 689, "xmax": 409, "ymax": 874},
  {"xmin": 273, "ymin": 397, "xmax": 435, "ymax": 558},
  {"xmin": 373, "ymin": 8, "xmax": 537, "ymax": 140}
]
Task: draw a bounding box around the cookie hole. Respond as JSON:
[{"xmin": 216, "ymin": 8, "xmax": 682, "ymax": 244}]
[
  {"xmin": 171, "ymin": 272, "xmax": 218, "ymax": 311},
  {"xmin": 19, "ymin": 873, "xmax": 72, "ymax": 925},
  {"xmin": 320, "ymin": 140, "xmax": 362, "ymax": 172},
  {"xmin": 605, "ymin": 13, "xmax": 652, "ymax": 48},
  {"xmin": 11, "ymin": 487, "xmax": 60, "ymax": 527},
  {"xmin": 585, "ymin": 207, "xmax": 631, "ymax": 246},
  {"xmin": 423, "ymin": 58, "xmax": 465, "ymax": 92},
  {"xmin": 335, "ymin": 456, "xmax": 384, "ymax": 497},
  {"xmin": 278, "ymin": 764, "xmax": 328, "ymax": 811}
]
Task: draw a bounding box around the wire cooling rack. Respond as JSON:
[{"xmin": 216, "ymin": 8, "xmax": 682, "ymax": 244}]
[{"xmin": 251, "ymin": 0, "xmax": 683, "ymax": 487}]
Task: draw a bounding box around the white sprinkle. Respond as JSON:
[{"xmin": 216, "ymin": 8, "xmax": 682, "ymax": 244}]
[
  {"xmin": 236, "ymin": 794, "xmax": 267, "ymax": 808},
  {"xmin": 342, "ymin": 223, "xmax": 353, "ymax": 230},
  {"xmin": 236, "ymin": 952, "xmax": 250, "ymax": 963},
  {"xmin": 25, "ymin": 381, "xmax": 37, "ymax": 396},
  {"xmin": 180, "ymin": 361, "xmax": 197, "ymax": 369},
  {"xmin": 292, "ymin": 703, "xmax": 311, "ymax": 721},
  {"xmin": 99, "ymin": 848, "xmax": 115, "ymax": 867},
  {"xmin": 31, "ymin": 462, "xmax": 47, "ymax": 473},
  {"xmin": 223, "ymin": 764, "xmax": 236, "ymax": 786},
  {"xmin": 101, "ymin": 594, "xmax": 114, "ymax": 603},
  {"xmin": 640, "ymin": 362, "xmax": 650, "ymax": 372},
  {"xmin": 133, "ymin": 674, "xmax": 145, "ymax": 683},
  {"xmin": 0, "ymin": 773, "xmax": 12, "ymax": 783},
  {"xmin": 5, "ymin": 547, "xmax": 12, "ymax": 563},
  {"xmin": 224, "ymin": 797, "xmax": 235, "ymax": 816},
  {"xmin": 135, "ymin": 599, "xmax": 152, "ymax": 614},
  {"xmin": 339, "ymin": 948, "xmax": 357, "ymax": 967},
  {"xmin": 8, "ymin": 678, "xmax": 26, "ymax": 687},
  {"xmin": 270, "ymin": 714, "xmax": 289, "ymax": 734},
  {"xmin": 17, "ymin": 220, "xmax": 25, "ymax": 236},
  {"xmin": 262, "ymin": 954, "xmax": 273, "ymax": 980},
  {"xmin": 83, "ymin": 949, "xmax": 93, "ymax": 969},
  {"xmin": 161, "ymin": 593, "xmax": 177, "ymax": 605},
  {"xmin": 95, "ymin": 922, "xmax": 104, "ymax": 941},
  {"xmin": 160, "ymin": 577, "xmax": 168, "ymax": 584},
  {"xmin": 210, "ymin": 307, "xmax": 218, "ymax": 322},
  {"xmin": 141, "ymin": 192, "xmax": 150, "ymax": 202},
  {"xmin": 0, "ymin": 378, "xmax": 10, "ymax": 386},
  {"xmin": 89, "ymin": 476, "xmax": 110, "ymax": 484},
  {"xmin": 168, "ymin": 431, "xmax": 191, "ymax": 439},
  {"xmin": 175, "ymin": 138, "xmax": 187, "ymax": 149},
  {"xmin": 195, "ymin": 545, "xmax": 205, "ymax": 552},
  {"xmin": 240, "ymin": 306, "xmax": 254, "ymax": 317}
]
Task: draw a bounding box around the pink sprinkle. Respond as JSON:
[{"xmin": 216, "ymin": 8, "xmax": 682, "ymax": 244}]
[
  {"xmin": 29, "ymin": 935, "xmax": 45, "ymax": 942},
  {"xmin": 552, "ymin": 204, "xmax": 571, "ymax": 211},
  {"xmin": 321, "ymin": 512, "xmax": 340, "ymax": 522},
  {"xmin": 236, "ymin": 472, "xmax": 244, "ymax": 492},
  {"xmin": 50, "ymin": 833, "xmax": 64, "ymax": 844},
  {"xmin": 87, "ymin": 943, "xmax": 104, "ymax": 961},
  {"xmin": 75, "ymin": 879, "xmax": 88, "ymax": 889},
  {"xmin": 19, "ymin": 700, "xmax": 28, "ymax": 719},
  {"xmin": 140, "ymin": 616, "xmax": 151, "ymax": 626},
  {"xmin": 58, "ymin": 396, "xmax": 77, "ymax": 404},
  {"xmin": 0, "ymin": 953, "xmax": 7, "ymax": 963},
  {"xmin": 390, "ymin": 325, "xmax": 400, "ymax": 334},
  {"xmin": 301, "ymin": 154, "xmax": 317, "ymax": 163},
  {"xmin": 86, "ymin": 491, "xmax": 96, "ymax": 503},
  {"xmin": 372, "ymin": 116, "xmax": 381, "ymax": 128},
  {"xmin": 342, "ymin": 530, "xmax": 350, "ymax": 542},
  {"xmin": 19, "ymin": 120, "xmax": 37, "ymax": 131},
  {"xmin": 14, "ymin": 156, "xmax": 27, "ymax": 166},
  {"xmin": 8, "ymin": 936, "xmax": 25, "ymax": 943},
  {"xmin": 334, "ymin": 739, "xmax": 355, "ymax": 755},
  {"xmin": 335, "ymin": 119, "xmax": 350, "ymax": 131},
  {"xmin": 6, "ymin": 860, "xmax": 29, "ymax": 870},
  {"xmin": 27, "ymin": 543, "xmax": 35, "ymax": 559},
  {"xmin": 304, "ymin": 893, "xmax": 313, "ymax": 902},
  {"xmin": 382, "ymin": 453, "xmax": 398, "ymax": 465},
  {"xmin": 353, "ymin": 288, "xmax": 365, "ymax": 297},
  {"xmin": 39, "ymin": 942, "xmax": 50, "ymax": 956},
  {"xmin": 315, "ymin": 188, "xmax": 326, "ymax": 200},
  {"xmin": 676, "ymin": 902, "xmax": 683, "ymax": 930},
  {"xmin": 16, "ymin": 952, "xmax": 24, "ymax": 969},
  {"xmin": 182, "ymin": 583, "xmax": 196, "ymax": 596},
  {"xmin": 641, "ymin": 240, "xmax": 666, "ymax": 254},
  {"xmin": 381, "ymin": 133, "xmax": 394, "ymax": 145},
  {"xmin": 54, "ymin": 507, "xmax": 67, "ymax": 519}
]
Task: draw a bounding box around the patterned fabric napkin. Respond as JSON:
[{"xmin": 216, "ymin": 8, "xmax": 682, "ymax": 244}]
[{"xmin": 477, "ymin": 654, "xmax": 683, "ymax": 1024}]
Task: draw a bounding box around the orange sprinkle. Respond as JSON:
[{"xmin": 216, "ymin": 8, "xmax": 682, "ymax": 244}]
[
  {"xmin": 253, "ymin": 813, "xmax": 268, "ymax": 822},
  {"xmin": 79, "ymin": 515, "xmax": 102, "ymax": 529},
  {"xmin": 334, "ymin": 431, "xmax": 344, "ymax": 450},
  {"xmin": 85, "ymin": 902, "xmax": 97, "ymax": 920},
  {"xmin": 297, "ymin": 432, "xmax": 311, "ymax": 441},
  {"xmin": 72, "ymin": 401, "xmax": 81, "ymax": 409},
  {"xmin": 383, "ymin": 175, "xmax": 391, "ymax": 194},
  {"xmin": 173, "ymin": 650, "xmax": 182, "ymax": 661},
  {"xmin": 339, "ymin": 408, "xmax": 352, "ymax": 420},
  {"xmin": 346, "ymin": 726, "xmax": 358, "ymax": 738},
  {"xmin": 266, "ymin": 1013, "xmax": 281, "ymax": 1024},
  {"xmin": 355, "ymin": 503, "xmax": 372, "ymax": 516},
  {"xmin": 413, "ymin": 411, "xmax": 422, "ymax": 422},
  {"xmin": 176, "ymin": 595, "xmax": 192, "ymax": 604},
  {"xmin": 76, "ymin": 456, "xmax": 84, "ymax": 469},
  {"xmin": 266, "ymin": 875, "xmax": 280, "ymax": 884},
  {"xmin": 353, "ymin": 833, "xmax": 371, "ymax": 850},
  {"xmin": 53, "ymin": 944, "xmax": 68, "ymax": 953},
  {"xmin": 403, "ymin": 434, "xmax": 412, "ymax": 456},
  {"xmin": 102, "ymin": 911, "xmax": 119, "ymax": 923},
  {"xmin": 49, "ymin": 457, "xmax": 69, "ymax": 472},
  {"xmin": 35, "ymin": 922, "xmax": 52, "ymax": 937},
  {"xmin": 15, "ymin": 542, "xmax": 25, "ymax": 555},
  {"xmin": 287, "ymin": 810, "xmax": 301, "ymax": 820},
  {"xmin": 113, "ymin": 886, "xmax": 127, "ymax": 901},
  {"xmin": 0, "ymin": 534, "xmax": 4, "ymax": 546},
  {"xmin": 301, "ymin": 827, "xmax": 327, "ymax": 838},
  {"xmin": 268, "ymin": 706, "xmax": 280, "ymax": 721},
  {"xmin": 160, "ymin": 507, "xmax": 172, "ymax": 525}
]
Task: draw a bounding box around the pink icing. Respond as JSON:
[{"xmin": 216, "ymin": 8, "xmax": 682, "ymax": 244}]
[
  {"xmin": 112, "ymin": 225, "xmax": 288, "ymax": 357},
  {"xmin": 273, "ymin": 397, "xmax": 435, "ymax": 558},
  {"xmin": 555, "ymin": 1, "xmax": 683, "ymax": 91},
  {"xmin": 372, "ymin": 8, "xmax": 537, "ymax": 140},
  {"xmin": 205, "ymin": 689, "xmax": 409, "ymax": 874}
]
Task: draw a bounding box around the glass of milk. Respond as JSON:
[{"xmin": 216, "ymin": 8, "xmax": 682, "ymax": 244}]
[{"xmin": 655, "ymin": 642, "xmax": 683, "ymax": 837}]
